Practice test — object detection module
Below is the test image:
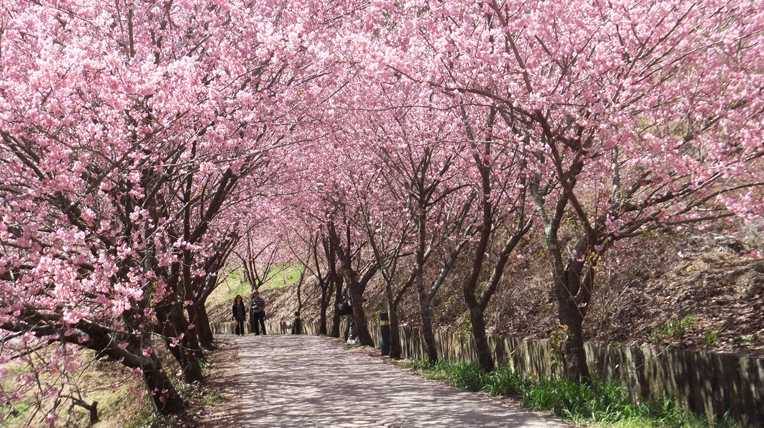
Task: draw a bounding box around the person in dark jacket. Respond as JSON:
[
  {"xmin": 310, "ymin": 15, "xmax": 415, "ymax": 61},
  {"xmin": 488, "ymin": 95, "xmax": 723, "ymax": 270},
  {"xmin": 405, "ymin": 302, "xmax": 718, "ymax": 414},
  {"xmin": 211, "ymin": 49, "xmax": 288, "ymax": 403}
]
[
  {"xmin": 232, "ymin": 295, "xmax": 246, "ymax": 336},
  {"xmin": 250, "ymin": 290, "xmax": 266, "ymax": 335},
  {"xmin": 345, "ymin": 272, "xmax": 360, "ymax": 344}
]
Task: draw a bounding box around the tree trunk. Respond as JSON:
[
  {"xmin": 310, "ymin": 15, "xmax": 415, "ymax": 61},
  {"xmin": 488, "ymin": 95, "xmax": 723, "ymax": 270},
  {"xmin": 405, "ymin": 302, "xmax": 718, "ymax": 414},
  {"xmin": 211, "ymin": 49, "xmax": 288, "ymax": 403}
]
[
  {"xmin": 385, "ymin": 283, "xmax": 402, "ymax": 359},
  {"xmin": 329, "ymin": 276, "xmax": 342, "ymax": 337},
  {"xmin": 327, "ymin": 235, "xmax": 342, "ymax": 338},
  {"xmin": 162, "ymin": 303, "xmax": 205, "ymax": 384},
  {"xmin": 556, "ymin": 275, "xmax": 590, "ymax": 382},
  {"xmin": 192, "ymin": 303, "xmax": 215, "ymax": 350},
  {"xmin": 417, "ymin": 293, "xmax": 437, "ymax": 361},
  {"xmin": 174, "ymin": 307, "xmax": 205, "ymax": 383},
  {"xmin": 319, "ymin": 283, "xmax": 328, "ymax": 335},
  {"xmin": 348, "ymin": 280, "xmax": 374, "ymax": 346},
  {"xmin": 318, "ymin": 307, "xmax": 328, "ymax": 336},
  {"xmin": 156, "ymin": 312, "xmax": 184, "ymax": 365},
  {"xmin": 415, "ymin": 211, "xmax": 438, "ymax": 362},
  {"xmin": 467, "ymin": 304, "xmax": 494, "ymax": 371},
  {"xmin": 142, "ymin": 361, "xmax": 185, "ymax": 415},
  {"xmin": 530, "ymin": 176, "xmax": 592, "ymax": 382},
  {"xmin": 389, "ymin": 312, "xmax": 401, "ymax": 359},
  {"xmin": 559, "ymin": 231, "xmax": 597, "ymax": 382}
]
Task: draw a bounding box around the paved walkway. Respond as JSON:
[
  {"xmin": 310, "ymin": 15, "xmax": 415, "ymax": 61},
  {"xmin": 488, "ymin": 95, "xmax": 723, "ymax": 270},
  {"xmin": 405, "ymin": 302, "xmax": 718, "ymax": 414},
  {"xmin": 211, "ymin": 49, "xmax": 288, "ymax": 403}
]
[{"xmin": 225, "ymin": 335, "xmax": 571, "ymax": 427}]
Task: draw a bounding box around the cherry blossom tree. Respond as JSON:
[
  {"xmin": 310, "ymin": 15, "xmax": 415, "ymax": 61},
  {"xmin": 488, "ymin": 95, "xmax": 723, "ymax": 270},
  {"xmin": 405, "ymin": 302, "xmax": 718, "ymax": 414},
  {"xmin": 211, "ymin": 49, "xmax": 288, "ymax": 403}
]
[
  {"xmin": 355, "ymin": 0, "xmax": 764, "ymax": 379},
  {"xmin": 457, "ymin": 105, "xmax": 534, "ymax": 371},
  {"xmin": 3, "ymin": 3, "xmax": 763, "ymax": 423},
  {"xmin": 235, "ymin": 226, "xmax": 289, "ymax": 293},
  {"xmin": 284, "ymin": 226, "xmax": 333, "ymax": 334},
  {"xmin": 325, "ymin": 199, "xmax": 380, "ymax": 346},
  {"xmin": 0, "ymin": 0, "xmax": 354, "ymax": 415},
  {"xmin": 349, "ymin": 93, "xmax": 476, "ymax": 362},
  {"xmin": 275, "ymin": 140, "xmax": 365, "ymax": 339}
]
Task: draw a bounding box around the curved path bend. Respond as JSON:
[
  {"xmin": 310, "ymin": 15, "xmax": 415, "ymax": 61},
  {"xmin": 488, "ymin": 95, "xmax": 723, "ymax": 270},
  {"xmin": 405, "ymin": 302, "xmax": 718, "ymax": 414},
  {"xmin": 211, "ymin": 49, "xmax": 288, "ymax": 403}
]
[{"xmin": 218, "ymin": 334, "xmax": 572, "ymax": 428}]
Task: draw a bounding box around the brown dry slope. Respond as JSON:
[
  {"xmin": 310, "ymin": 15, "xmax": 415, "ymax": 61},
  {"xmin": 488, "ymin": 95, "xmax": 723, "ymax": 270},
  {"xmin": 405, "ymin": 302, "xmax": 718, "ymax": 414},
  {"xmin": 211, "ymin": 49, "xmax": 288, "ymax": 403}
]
[{"xmin": 215, "ymin": 227, "xmax": 764, "ymax": 359}]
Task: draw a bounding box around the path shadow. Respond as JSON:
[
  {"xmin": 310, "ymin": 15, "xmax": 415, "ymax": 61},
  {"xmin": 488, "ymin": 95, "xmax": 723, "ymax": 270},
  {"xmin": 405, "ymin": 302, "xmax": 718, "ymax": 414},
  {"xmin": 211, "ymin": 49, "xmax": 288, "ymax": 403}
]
[{"xmin": 199, "ymin": 338, "xmax": 243, "ymax": 426}]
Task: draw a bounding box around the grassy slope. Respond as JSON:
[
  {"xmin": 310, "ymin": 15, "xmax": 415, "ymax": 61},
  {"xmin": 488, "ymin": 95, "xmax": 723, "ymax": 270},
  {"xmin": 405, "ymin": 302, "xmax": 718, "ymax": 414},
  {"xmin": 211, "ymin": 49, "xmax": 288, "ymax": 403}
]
[
  {"xmin": 1, "ymin": 352, "xmax": 147, "ymax": 428},
  {"xmin": 205, "ymin": 264, "xmax": 304, "ymax": 325}
]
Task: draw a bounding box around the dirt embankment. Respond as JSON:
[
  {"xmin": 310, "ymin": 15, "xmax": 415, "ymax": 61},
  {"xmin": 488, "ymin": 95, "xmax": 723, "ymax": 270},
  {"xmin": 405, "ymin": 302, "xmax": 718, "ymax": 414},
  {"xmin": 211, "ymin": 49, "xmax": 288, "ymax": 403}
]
[{"xmin": 208, "ymin": 224, "xmax": 764, "ymax": 358}]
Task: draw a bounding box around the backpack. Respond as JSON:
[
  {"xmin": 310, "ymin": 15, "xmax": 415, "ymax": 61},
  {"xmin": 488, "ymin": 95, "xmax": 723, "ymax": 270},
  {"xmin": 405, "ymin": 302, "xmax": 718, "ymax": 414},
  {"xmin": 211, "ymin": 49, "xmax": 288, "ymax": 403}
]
[{"xmin": 336, "ymin": 299, "xmax": 353, "ymax": 316}]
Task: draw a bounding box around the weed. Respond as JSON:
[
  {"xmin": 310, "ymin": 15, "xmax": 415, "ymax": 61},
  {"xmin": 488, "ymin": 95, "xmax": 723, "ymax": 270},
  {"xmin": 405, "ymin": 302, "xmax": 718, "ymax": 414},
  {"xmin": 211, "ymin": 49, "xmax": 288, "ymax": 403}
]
[
  {"xmin": 260, "ymin": 264, "xmax": 305, "ymax": 290},
  {"xmin": 703, "ymin": 331, "xmax": 719, "ymax": 345},
  {"xmin": 458, "ymin": 316, "xmax": 473, "ymax": 339},
  {"xmin": 203, "ymin": 394, "xmax": 225, "ymax": 404},
  {"xmin": 525, "ymin": 377, "xmax": 713, "ymax": 426},
  {"xmin": 404, "ymin": 358, "xmax": 433, "ymax": 371},
  {"xmin": 448, "ymin": 361, "xmax": 486, "ymax": 392},
  {"xmin": 399, "ymin": 357, "xmax": 746, "ymax": 428},
  {"xmin": 650, "ymin": 314, "xmax": 697, "ymax": 345},
  {"xmin": 199, "ymin": 357, "xmax": 213, "ymax": 369},
  {"xmin": 1, "ymin": 402, "xmax": 30, "ymax": 422},
  {"xmin": 525, "ymin": 377, "xmax": 630, "ymax": 422},
  {"xmin": 732, "ymin": 334, "xmax": 757, "ymax": 344},
  {"xmin": 124, "ymin": 404, "xmax": 157, "ymax": 428},
  {"xmin": 226, "ymin": 281, "xmax": 251, "ymax": 300},
  {"xmin": 549, "ymin": 325, "xmax": 570, "ymax": 371},
  {"xmin": 395, "ymin": 358, "xmax": 452, "ymax": 381},
  {"xmin": 483, "ymin": 367, "xmax": 527, "ymax": 397}
]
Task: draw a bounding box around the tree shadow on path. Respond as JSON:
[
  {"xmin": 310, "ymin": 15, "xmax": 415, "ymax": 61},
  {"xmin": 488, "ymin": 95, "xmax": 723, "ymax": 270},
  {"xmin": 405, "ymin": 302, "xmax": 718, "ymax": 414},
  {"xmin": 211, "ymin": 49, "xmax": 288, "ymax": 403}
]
[
  {"xmin": 228, "ymin": 335, "xmax": 572, "ymax": 428},
  {"xmin": 199, "ymin": 338, "xmax": 243, "ymax": 427}
]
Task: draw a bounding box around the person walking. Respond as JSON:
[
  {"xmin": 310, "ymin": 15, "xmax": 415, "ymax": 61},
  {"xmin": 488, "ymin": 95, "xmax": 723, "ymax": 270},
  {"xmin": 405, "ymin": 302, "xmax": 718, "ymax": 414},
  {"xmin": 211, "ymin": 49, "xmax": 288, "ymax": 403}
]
[
  {"xmin": 345, "ymin": 272, "xmax": 361, "ymax": 344},
  {"xmin": 250, "ymin": 290, "xmax": 267, "ymax": 335},
  {"xmin": 232, "ymin": 295, "xmax": 246, "ymax": 336}
]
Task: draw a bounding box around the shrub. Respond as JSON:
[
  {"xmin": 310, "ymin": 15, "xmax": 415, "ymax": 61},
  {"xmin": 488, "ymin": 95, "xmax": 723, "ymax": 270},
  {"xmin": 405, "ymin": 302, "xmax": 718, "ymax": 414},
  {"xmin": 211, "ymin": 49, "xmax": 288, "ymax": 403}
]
[
  {"xmin": 483, "ymin": 367, "xmax": 527, "ymax": 397},
  {"xmin": 395, "ymin": 357, "xmax": 748, "ymax": 427},
  {"xmin": 448, "ymin": 361, "xmax": 486, "ymax": 392}
]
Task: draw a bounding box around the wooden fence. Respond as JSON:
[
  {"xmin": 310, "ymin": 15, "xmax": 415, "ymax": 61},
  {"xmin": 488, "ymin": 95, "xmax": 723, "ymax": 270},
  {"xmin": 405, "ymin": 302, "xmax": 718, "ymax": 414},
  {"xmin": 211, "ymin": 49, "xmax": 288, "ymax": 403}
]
[{"xmin": 211, "ymin": 319, "xmax": 764, "ymax": 426}]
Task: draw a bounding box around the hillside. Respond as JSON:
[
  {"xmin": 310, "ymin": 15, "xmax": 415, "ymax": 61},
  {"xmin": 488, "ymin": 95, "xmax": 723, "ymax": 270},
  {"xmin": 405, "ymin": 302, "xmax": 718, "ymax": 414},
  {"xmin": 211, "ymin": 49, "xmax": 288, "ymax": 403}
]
[
  {"xmin": 208, "ymin": 222, "xmax": 764, "ymax": 358},
  {"xmin": 0, "ymin": 352, "xmax": 148, "ymax": 427}
]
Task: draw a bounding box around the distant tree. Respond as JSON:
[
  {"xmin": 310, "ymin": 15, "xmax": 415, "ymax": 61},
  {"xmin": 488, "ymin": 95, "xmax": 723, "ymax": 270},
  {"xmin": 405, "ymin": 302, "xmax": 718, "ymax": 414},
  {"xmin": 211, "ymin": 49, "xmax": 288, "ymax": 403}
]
[
  {"xmin": 358, "ymin": 100, "xmax": 475, "ymax": 362},
  {"xmin": 236, "ymin": 229, "xmax": 289, "ymax": 294}
]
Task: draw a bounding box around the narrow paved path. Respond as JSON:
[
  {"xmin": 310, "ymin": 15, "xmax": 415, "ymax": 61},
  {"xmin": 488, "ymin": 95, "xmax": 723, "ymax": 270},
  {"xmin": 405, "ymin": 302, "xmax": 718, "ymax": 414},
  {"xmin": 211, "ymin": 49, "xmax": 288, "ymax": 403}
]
[{"xmin": 228, "ymin": 334, "xmax": 572, "ymax": 427}]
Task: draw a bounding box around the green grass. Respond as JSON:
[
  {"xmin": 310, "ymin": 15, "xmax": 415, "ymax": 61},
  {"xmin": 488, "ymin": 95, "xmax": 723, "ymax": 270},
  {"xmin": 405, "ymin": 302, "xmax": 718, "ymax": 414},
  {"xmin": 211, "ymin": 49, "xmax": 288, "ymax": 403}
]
[
  {"xmin": 123, "ymin": 405, "xmax": 161, "ymax": 428},
  {"xmin": 199, "ymin": 356, "xmax": 212, "ymax": 369},
  {"xmin": 650, "ymin": 314, "xmax": 697, "ymax": 345},
  {"xmin": 260, "ymin": 264, "xmax": 304, "ymax": 291},
  {"xmin": 202, "ymin": 393, "xmax": 225, "ymax": 405},
  {"xmin": 732, "ymin": 334, "xmax": 757, "ymax": 344},
  {"xmin": 523, "ymin": 377, "xmax": 682, "ymax": 424},
  {"xmin": 394, "ymin": 359, "xmax": 746, "ymax": 428},
  {"xmin": 483, "ymin": 366, "xmax": 528, "ymax": 397},
  {"xmin": 703, "ymin": 331, "xmax": 719, "ymax": 345},
  {"xmin": 1, "ymin": 402, "xmax": 31, "ymax": 424},
  {"xmin": 448, "ymin": 361, "xmax": 489, "ymax": 392},
  {"xmin": 403, "ymin": 358, "xmax": 452, "ymax": 381},
  {"xmin": 218, "ymin": 264, "xmax": 303, "ymax": 298},
  {"xmin": 223, "ymin": 276, "xmax": 251, "ymax": 300}
]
